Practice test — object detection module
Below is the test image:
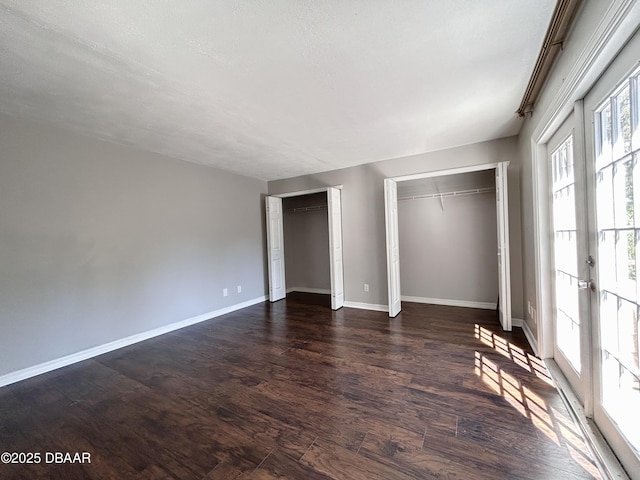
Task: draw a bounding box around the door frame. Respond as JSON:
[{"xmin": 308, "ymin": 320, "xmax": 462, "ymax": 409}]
[
  {"xmin": 266, "ymin": 186, "xmax": 344, "ymax": 310},
  {"xmin": 384, "ymin": 161, "xmax": 511, "ymax": 330},
  {"xmin": 529, "ymin": 3, "xmax": 640, "ymax": 476}
]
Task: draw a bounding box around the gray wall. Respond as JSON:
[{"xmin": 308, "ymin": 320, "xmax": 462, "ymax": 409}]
[
  {"xmin": 268, "ymin": 136, "xmax": 523, "ymax": 318},
  {"xmin": 283, "ymin": 193, "xmax": 330, "ymax": 291},
  {"xmin": 516, "ymin": 0, "xmax": 623, "ymax": 341},
  {"xmin": 0, "ymin": 113, "xmax": 267, "ymax": 377},
  {"xmin": 398, "ymin": 172, "xmax": 498, "ymax": 304}
]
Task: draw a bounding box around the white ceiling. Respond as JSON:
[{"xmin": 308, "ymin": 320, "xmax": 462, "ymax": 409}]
[{"xmin": 0, "ymin": 1, "xmax": 555, "ymax": 181}]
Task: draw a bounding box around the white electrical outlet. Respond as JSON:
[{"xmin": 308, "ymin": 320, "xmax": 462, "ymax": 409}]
[
  {"xmin": 237, "ymin": 285, "xmax": 242, "ymax": 293},
  {"xmin": 364, "ymin": 283, "xmax": 369, "ymax": 292},
  {"xmin": 223, "ymin": 288, "xmax": 228, "ymax": 297}
]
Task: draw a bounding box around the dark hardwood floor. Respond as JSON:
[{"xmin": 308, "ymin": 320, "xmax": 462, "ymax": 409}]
[{"xmin": 0, "ymin": 293, "xmax": 602, "ymax": 479}]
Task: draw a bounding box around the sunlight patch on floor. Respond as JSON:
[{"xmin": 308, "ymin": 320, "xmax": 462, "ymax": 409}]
[
  {"xmin": 473, "ymin": 325, "xmax": 602, "ymax": 479},
  {"xmin": 474, "ymin": 324, "xmax": 553, "ymax": 385}
]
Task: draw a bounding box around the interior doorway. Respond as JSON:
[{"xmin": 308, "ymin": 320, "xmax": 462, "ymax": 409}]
[
  {"xmin": 265, "ymin": 186, "xmax": 344, "ymax": 310},
  {"xmin": 384, "ymin": 162, "xmax": 512, "ymax": 330},
  {"xmin": 396, "ymin": 170, "xmax": 499, "ymax": 309},
  {"xmin": 282, "ymin": 192, "xmax": 330, "ymax": 297}
]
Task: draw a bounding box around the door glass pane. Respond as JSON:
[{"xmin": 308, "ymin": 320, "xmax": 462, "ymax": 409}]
[
  {"xmin": 595, "ymin": 71, "xmax": 640, "ymax": 455},
  {"xmin": 633, "ymin": 75, "xmax": 640, "ymax": 151},
  {"xmin": 551, "ymin": 135, "xmax": 582, "ymax": 372},
  {"xmin": 597, "ymin": 103, "xmax": 613, "ymax": 171},
  {"xmin": 597, "ymin": 166, "xmax": 614, "ymax": 231},
  {"xmin": 615, "ymin": 85, "xmax": 632, "ymax": 157}
]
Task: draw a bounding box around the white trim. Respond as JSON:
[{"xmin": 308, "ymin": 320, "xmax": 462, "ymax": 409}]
[
  {"xmin": 271, "ymin": 185, "xmax": 343, "ymax": 198},
  {"xmin": 522, "ymin": 320, "xmax": 539, "ymax": 357},
  {"xmin": 532, "ymin": 137, "xmax": 553, "ymax": 358},
  {"xmin": 286, "ymin": 287, "xmax": 331, "ymax": 295},
  {"xmin": 545, "ymin": 360, "xmax": 630, "ymax": 480},
  {"xmin": 401, "ymin": 295, "xmax": 497, "ymax": 310},
  {"xmin": 391, "ymin": 162, "xmax": 506, "ymax": 182},
  {"xmin": 343, "ymin": 301, "xmax": 389, "ymax": 312},
  {"xmin": 0, "ymin": 295, "xmax": 268, "ymax": 388},
  {"xmin": 511, "ymin": 317, "xmax": 524, "ymax": 328}
]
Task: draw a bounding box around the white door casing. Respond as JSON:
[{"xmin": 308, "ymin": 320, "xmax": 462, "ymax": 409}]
[
  {"xmin": 496, "ymin": 162, "xmax": 512, "ymax": 331},
  {"xmin": 327, "ymin": 187, "xmax": 344, "ymax": 310},
  {"xmin": 265, "ymin": 196, "xmax": 286, "ymax": 302},
  {"xmin": 384, "ymin": 178, "xmax": 401, "ymax": 317},
  {"xmin": 385, "ymin": 164, "xmax": 511, "ymax": 320}
]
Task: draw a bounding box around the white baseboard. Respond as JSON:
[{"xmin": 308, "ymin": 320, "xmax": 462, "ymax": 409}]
[
  {"xmin": 286, "ymin": 287, "xmax": 331, "ymax": 295},
  {"xmin": 511, "ymin": 317, "xmax": 524, "ymax": 328},
  {"xmin": 343, "ymin": 301, "xmax": 389, "ymax": 312},
  {"xmin": 401, "ymin": 295, "xmax": 497, "ymax": 310},
  {"xmin": 522, "ymin": 319, "xmax": 538, "ymax": 356},
  {"xmin": 0, "ymin": 295, "xmax": 268, "ymax": 389}
]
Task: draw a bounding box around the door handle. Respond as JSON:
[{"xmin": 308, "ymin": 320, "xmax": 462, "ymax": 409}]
[{"xmin": 578, "ymin": 279, "xmax": 596, "ymax": 292}]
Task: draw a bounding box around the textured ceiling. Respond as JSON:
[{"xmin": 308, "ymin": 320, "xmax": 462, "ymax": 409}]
[{"xmin": 0, "ymin": 1, "xmax": 555, "ymax": 181}]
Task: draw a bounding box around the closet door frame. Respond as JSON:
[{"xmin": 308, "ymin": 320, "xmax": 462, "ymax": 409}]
[
  {"xmin": 386, "ymin": 161, "xmax": 511, "ymax": 327},
  {"xmin": 266, "ymin": 186, "xmax": 344, "ymax": 310}
]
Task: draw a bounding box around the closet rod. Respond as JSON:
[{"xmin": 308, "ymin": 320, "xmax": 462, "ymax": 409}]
[
  {"xmin": 285, "ymin": 204, "xmax": 327, "ymax": 213},
  {"xmin": 398, "ymin": 186, "xmax": 494, "ymax": 201}
]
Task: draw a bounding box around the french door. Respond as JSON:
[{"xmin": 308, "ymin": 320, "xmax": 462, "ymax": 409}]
[
  {"xmin": 548, "ymin": 37, "xmax": 640, "ymax": 476},
  {"xmin": 584, "ymin": 58, "xmax": 640, "ymax": 477},
  {"xmin": 548, "ymin": 112, "xmax": 590, "ymax": 404}
]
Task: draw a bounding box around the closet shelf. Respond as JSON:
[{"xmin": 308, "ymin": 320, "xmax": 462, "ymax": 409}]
[
  {"xmin": 285, "ymin": 205, "xmax": 328, "ymax": 213},
  {"xmin": 398, "ymin": 187, "xmax": 494, "ymax": 201}
]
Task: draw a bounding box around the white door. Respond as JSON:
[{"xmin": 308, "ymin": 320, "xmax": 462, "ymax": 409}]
[
  {"xmin": 327, "ymin": 187, "xmax": 344, "ymax": 310},
  {"xmin": 496, "ymin": 162, "xmax": 512, "ymax": 331},
  {"xmin": 584, "ymin": 44, "xmax": 640, "ymax": 476},
  {"xmin": 384, "ymin": 178, "xmax": 401, "ymax": 317},
  {"xmin": 547, "ymin": 112, "xmax": 589, "ymax": 403},
  {"xmin": 265, "ymin": 196, "xmax": 286, "ymax": 302}
]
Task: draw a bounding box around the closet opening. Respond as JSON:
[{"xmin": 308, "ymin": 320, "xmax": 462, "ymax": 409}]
[
  {"xmin": 385, "ymin": 162, "xmax": 511, "ymax": 330},
  {"xmin": 398, "ymin": 170, "xmax": 499, "ymax": 309},
  {"xmin": 265, "ymin": 187, "xmax": 344, "ymax": 310},
  {"xmin": 283, "ymin": 192, "xmax": 330, "ymax": 306}
]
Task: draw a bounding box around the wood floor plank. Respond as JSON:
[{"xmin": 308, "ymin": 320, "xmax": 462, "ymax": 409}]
[
  {"xmin": 0, "ymin": 293, "xmax": 602, "ymax": 479},
  {"xmin": 213, "ymin": 402, "xmax": 316, "ymax": 460},
  {"xmin": 300, "ymin": 437, "xmax": 417, "ymax": 480},
  {"xmin": 358, "ymin": 423, "xmax": 501, "ymax": 480},
  {"xmin": 251, "ymin": 448, "xmax": 335, "ymax": 480},
  {"xmin": 455, "ymin": 415, "xmax": 602, "ymax": 478}
]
